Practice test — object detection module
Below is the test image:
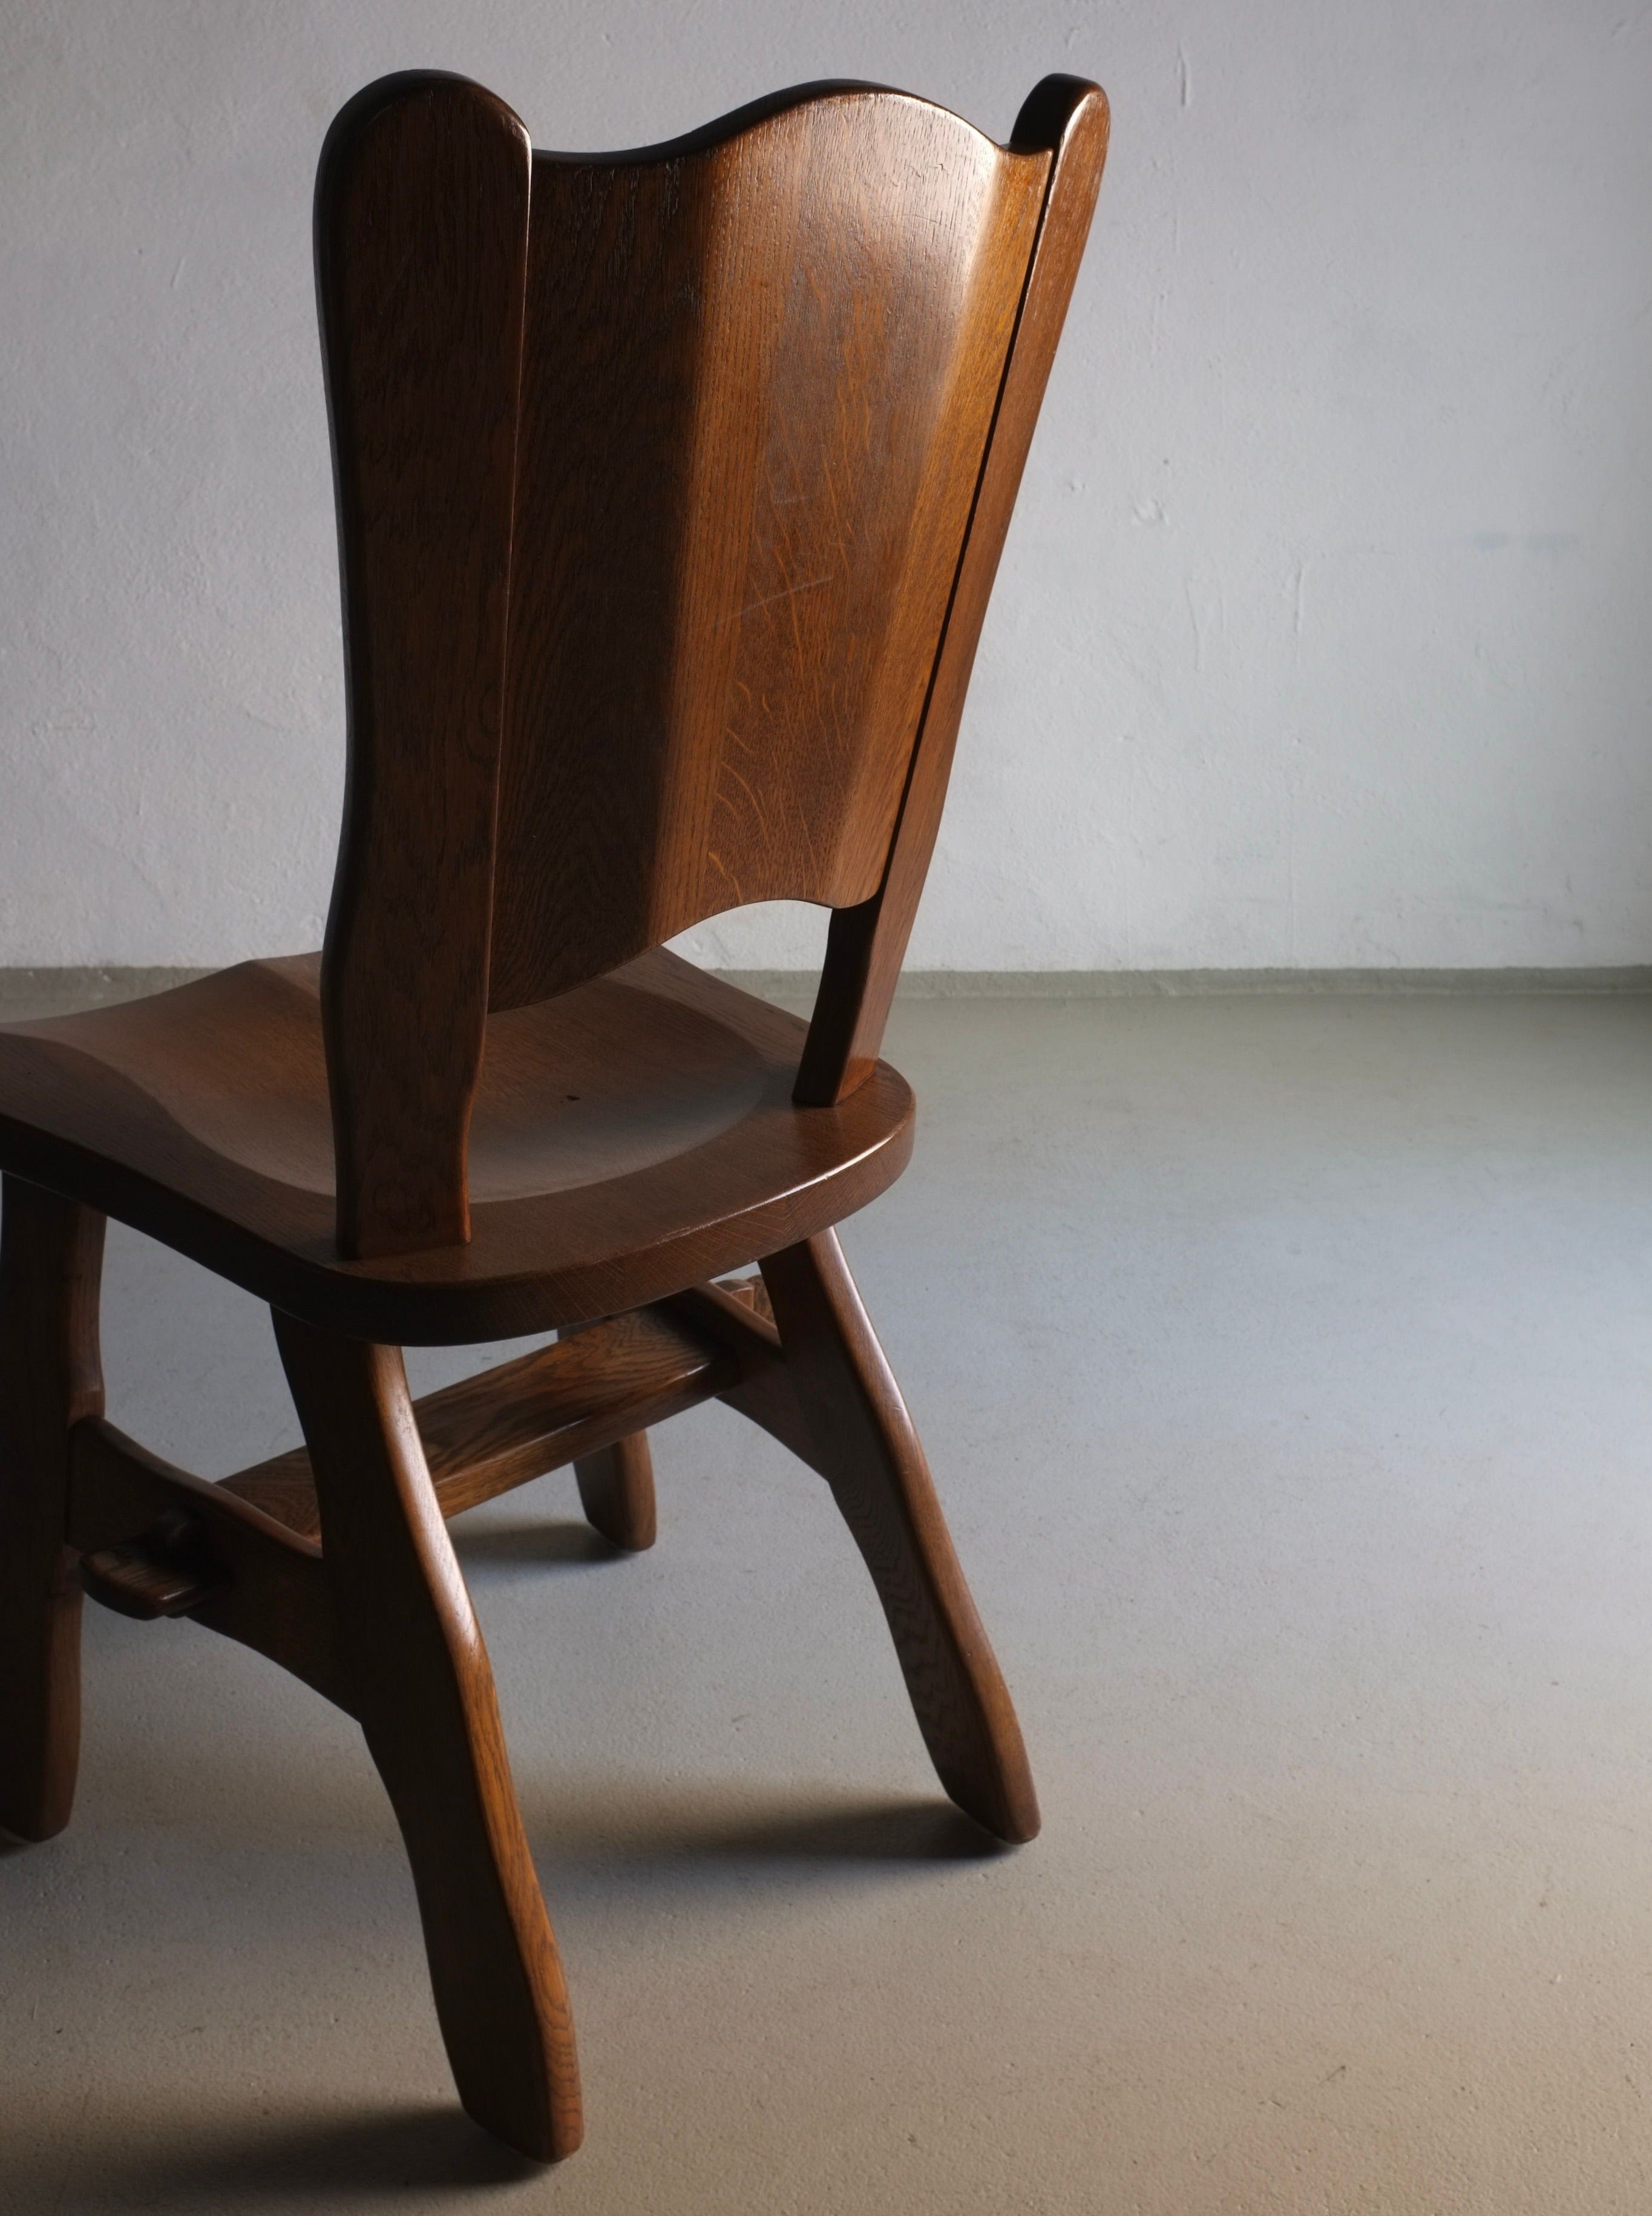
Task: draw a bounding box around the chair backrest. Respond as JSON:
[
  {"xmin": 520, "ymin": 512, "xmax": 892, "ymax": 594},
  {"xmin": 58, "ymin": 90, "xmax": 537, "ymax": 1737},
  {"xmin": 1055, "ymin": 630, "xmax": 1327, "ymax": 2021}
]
[{"xmin": 315, "ymin": 71, "xmax": 1107, "ymax": 1258}]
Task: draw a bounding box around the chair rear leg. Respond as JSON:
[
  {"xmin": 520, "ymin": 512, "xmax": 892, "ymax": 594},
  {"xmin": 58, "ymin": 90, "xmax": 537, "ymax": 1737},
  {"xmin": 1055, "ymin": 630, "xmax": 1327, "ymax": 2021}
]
[
  {"xmin": 0, "ymin": 1178, "xmax": 105, "ymax": 1843},
  {"xmin": 759, "ymin": 1230, "xmax": 1040, "ymax": 1845},
  {"xmin": 574, "ymin": 1434, "xmax": 656, "ymax": 1550},
  {"xmin": 274, "ymin": 1313, "xmax": 582, "ymax": 2161}
]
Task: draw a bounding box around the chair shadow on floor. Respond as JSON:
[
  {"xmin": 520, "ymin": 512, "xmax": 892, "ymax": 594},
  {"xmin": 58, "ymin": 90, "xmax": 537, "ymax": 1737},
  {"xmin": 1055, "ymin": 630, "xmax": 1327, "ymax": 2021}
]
[
  {"xmin": 450, "ymin": 1514, "xmax": 625, "ymax": 1569},
  {"xmin": 0, "ymin": 2105, "xmax": 545, "ymax": 2210},
  {"xmin": 445, "ymin": 1524, "xmax": 1014, "ymax": 1860},
  {"xmin": 0, "ymin": 1797, "xmax": 1001, "ymax": 2210},
  {"xmin": 523, "ymin": 1783, "xmax": 1012, "ymax": 1872},
  {"xmin": 1, "ymin": 1578, "xmax": 1008, "ymax": 2206}
]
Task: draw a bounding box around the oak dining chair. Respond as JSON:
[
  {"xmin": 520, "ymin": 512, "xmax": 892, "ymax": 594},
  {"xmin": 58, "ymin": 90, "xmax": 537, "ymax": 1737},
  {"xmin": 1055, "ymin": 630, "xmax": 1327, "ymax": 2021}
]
[{"xmin": 0, "ymin": 69, "xmax": 1108, "ymax": 2159}]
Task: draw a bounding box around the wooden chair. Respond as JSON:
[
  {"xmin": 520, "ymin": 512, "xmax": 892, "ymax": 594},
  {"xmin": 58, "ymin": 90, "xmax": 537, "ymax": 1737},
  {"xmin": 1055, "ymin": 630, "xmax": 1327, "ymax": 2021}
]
[{"xmin": 0, "ymin": 70, "xmax": 1107, "ymax": 2160}]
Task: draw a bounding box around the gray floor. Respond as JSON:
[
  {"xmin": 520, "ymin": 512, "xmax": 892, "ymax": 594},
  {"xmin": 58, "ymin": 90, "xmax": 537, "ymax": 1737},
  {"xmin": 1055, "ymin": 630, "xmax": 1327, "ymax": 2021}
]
[{"xmin": 6, "ymin": 992, "xmax": 1652, "ymax": 2213}]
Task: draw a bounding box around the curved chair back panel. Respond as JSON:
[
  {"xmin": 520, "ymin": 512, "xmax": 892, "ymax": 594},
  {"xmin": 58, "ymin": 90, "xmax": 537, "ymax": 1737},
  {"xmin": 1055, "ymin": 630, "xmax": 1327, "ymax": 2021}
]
[
  {"xmin": 315, "ymin": 73, "xmax": 1107, "ymax": 1257},
  {"xmin": 488, "ymin": 90, "xmax": 1046, "ymax": 1010}
]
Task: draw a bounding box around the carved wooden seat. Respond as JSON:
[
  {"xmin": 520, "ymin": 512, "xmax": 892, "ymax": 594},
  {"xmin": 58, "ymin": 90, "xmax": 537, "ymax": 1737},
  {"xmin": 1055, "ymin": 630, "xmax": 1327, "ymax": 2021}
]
[
  {"xmin": 0, "ymin": 70, "xmax": 1107, "ymax": 2161},
  {"xmin": 0, "ymin": 948, "xmax": 913, "ymax": 1337}
]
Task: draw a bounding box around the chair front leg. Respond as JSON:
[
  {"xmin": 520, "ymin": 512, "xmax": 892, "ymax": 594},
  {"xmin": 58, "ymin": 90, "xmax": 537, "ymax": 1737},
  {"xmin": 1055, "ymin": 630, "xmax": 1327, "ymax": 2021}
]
[
  {"xmin": 0, "ymin": 1178, "xmax": 105, "ymax": 1843},
  {"xmin": 759, "ymin": 1230, "xmax": 1040, "ymax": 1845},
  {"xmin": 274, "ymin": 1313, "xmax": 581, "ymax": 2161}
]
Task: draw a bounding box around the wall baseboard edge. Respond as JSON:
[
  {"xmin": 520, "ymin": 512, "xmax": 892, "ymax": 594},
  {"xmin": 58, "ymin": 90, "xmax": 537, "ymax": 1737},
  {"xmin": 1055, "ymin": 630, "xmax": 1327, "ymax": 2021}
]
[
  {"xmin": 710, "ymin": 966, "xmax": 1652, "ymax": 1002},
  {"xmin": 2, "ymin": 963, "xmax": 1651, "ymax": 1020}
]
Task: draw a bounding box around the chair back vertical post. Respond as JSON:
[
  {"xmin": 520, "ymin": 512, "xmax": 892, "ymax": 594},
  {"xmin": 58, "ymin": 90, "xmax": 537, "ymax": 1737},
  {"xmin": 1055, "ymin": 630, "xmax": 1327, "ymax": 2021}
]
[
  {"xmin": 795, "ymin": 79, "xmax": 1109, "ymax": 1101},
  {"xmin": 315, "ymin": 74, "xmax": 531, "ymax": 1259}
]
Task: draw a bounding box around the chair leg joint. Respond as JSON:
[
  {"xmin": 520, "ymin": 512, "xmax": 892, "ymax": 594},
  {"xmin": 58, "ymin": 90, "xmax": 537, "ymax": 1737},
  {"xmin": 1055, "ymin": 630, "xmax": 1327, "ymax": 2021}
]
[{"xmin": 80, "ymin": 1507, "xmax": 227, "ymax": 1622}]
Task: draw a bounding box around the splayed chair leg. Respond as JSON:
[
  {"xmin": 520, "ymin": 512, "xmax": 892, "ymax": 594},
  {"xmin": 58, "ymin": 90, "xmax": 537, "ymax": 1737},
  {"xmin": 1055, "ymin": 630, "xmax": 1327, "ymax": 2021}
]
[
  {"xmin": 574, "ymin": 1433, "xmax": 657, "ymax": 1550},
  {"xmin": 274, "ymin": 1313, "xmax": 582, "ymax": 2160},
  {"xmin": 759, "ymin": 1229, "xmax": 1040, "ymax": 1844},
  {"xmin": 0, "ymin": 1179, "xmax": 105, "ymax": 1843}
]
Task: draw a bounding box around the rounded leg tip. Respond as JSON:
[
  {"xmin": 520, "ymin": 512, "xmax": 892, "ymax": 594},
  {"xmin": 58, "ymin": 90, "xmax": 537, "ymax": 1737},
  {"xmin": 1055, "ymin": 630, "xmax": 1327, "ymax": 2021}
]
[
  {"xmin": 590, "ymin": 1517, "xmax": 656, "ymax": 1553},
  {"xmin": 981, "ymin": 1806, "xmax": 1041, "ymax": 1847},
  {"xmin": 944, "ymin": 1771, "xmax": 1041, "ymax": 1846},
  {"xmin": 463, "ymin": 2096, "xmax": 584, "ymax": 2165},
  {"xmin": 0, "ymin": 1792, "xmax": 74, "ymax": 1845}
]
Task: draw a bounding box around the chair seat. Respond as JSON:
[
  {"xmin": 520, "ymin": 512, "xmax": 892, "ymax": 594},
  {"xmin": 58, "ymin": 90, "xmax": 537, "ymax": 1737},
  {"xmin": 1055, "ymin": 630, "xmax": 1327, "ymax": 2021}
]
[{"xmin": 0, "ymin": 948, "xmax": 913, "ymax": 1342}]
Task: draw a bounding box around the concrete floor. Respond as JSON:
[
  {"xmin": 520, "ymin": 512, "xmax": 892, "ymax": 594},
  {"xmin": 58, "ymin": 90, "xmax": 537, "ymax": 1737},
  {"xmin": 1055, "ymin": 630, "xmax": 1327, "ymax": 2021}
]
[{"xmin": 6, "ymin": 991, "xmax": 1652, "ymax": 2213}]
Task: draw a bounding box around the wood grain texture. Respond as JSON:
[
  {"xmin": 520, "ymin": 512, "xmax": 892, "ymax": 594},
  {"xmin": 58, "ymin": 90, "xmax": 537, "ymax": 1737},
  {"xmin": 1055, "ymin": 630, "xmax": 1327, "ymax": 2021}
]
[
  {"xmin": 315, "ymin": 74, "xmax": 531, "ymax": 1259},
  {"xmin": 0, "ymin": 1179, "xmax": 104, "ymax": 1841},
  {"xmin": 660, "ymin": 1277, "xmax": 821, "ymax": 1470},
  {"xmin": 67, "ymin": 1417, "xmax": 348, "ymax": 1709},
  {"xmin": 488, "ymin": 85, "xmax": 1048, "ymax": 1015},
  {"xmin": 0, "ymin": 71, "xmax": 1102, "ymax": 1321},
  {"xmin": 226, "ymin": 1304, "xmax": 730, "ymax": 1540},
  {"xmin": 573, "ymin": 1435, "xmax": 657, "ymax": 1551},
  {"xmin": 0, "ymin": 67, "xmax": 1103, "ymax": 2156},
  {"xmin": 79, "ymin": 1509, "xmax": 226, "ymax": 1621},
  {"xmin": 795, "ymin": 77, "xmax": 1110, "ymax": 1103},
  {"xmin": 275, "ymin": 1316, "xmax": 581, "ymax": 2160},
  {"xmin": 759, "ymin": 1230, "xmax": 1039, "ymax": 1843},
  {"xmin": 0, "ymin": 949, "xmax": 912, "ymax": 1344}
]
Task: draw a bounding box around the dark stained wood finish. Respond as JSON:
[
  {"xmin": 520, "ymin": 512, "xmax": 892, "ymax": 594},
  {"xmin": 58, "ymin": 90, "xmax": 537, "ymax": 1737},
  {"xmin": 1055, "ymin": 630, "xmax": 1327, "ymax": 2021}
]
[
  {"xmin": 315, "ymin": 76, "xmax": 531, "ymax": 1259},
  {"xmin": 488, "ymin": 87, "xmax": 1047, "ymax": 1021},
  {"xmin": 662, "ymin": 1277, "xmax": 821, "ymax": 1470},
  {"xmin": 0, "ymin": 949, "xmax": 913, "ymax": 1345},
  {"xmin": 0, "ymin": 76, "xmax": 1105, "ymax": 1327},
  {"xmin": 796, "ymin": 77, "xmax": 1110, "ymax": 1104},
  {"xmin": 275, "ymin": 1316, "xmax": 581, "ymax": 2161},
  {"xmin": 79, "ymin": 1509, "xmax": 227, "ymax": 1621},
  {"xmin": 309, "ymin": 71, "xmax": 1107, "ymax": 1243},
  {"xmin": 715, "ymin": 1273, "xmax": 774, "ymax": 1322},
  {"xmin": 0, "ymin": 67, "xmax": 1106, "ymax": 2162},
  {"xmin": 759, "ymin": 1231, "xmax": 1040, "ymax": 1843},
  {"xmin": 67, "ymin": 1417, "xmax": 349, "ymax": 1709},
  {"xmin": 574, "ymin": 1436, "xmax": 657, "ymax": 1552},
  {"xmin": 0, "ymin": 1180, "xmax": 104, "ymax": 1841},
  {"xmin": 226, "ymin": 1305, "xmax": 729, "ymax": 1540}
]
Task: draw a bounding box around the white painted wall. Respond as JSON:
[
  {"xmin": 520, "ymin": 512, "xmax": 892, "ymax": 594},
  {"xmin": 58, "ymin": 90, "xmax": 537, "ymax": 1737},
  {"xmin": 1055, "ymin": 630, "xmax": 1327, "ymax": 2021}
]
[{"xmin": 3, "ymin": 1, "xmax": 1649, "ymax": 973}]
